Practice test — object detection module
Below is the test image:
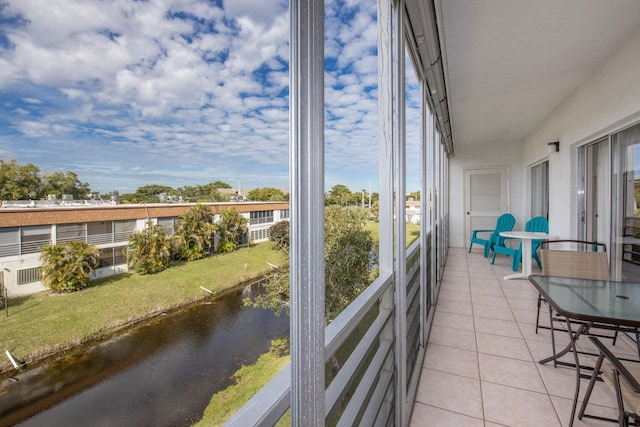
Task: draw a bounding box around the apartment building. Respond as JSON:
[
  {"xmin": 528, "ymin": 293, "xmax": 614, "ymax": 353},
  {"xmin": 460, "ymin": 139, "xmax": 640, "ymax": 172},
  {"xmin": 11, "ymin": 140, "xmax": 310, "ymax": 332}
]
[{"xmin": 0, "ymin": 201, "xmax": 289, "ymax": 297}]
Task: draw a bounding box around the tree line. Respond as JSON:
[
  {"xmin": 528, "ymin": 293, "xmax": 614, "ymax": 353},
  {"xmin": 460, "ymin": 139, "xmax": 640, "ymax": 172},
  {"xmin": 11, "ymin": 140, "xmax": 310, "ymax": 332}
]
[{"xmin": 0, "ymin": 159, "xmax": 289, "ymax": 203}]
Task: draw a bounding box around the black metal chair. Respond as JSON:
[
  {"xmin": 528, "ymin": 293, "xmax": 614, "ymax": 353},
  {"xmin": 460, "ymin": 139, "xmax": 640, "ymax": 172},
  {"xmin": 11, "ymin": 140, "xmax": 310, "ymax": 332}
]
[{"xmin": 579, "ymin": 336, "xmax": 640, "ymax": 426}]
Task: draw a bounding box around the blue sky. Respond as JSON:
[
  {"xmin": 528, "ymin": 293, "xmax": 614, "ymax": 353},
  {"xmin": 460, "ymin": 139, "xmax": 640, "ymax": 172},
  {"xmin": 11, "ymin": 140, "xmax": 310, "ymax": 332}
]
[{"xmin": 0, "ymin": 0, "xmax": 420, "ymax": 195}]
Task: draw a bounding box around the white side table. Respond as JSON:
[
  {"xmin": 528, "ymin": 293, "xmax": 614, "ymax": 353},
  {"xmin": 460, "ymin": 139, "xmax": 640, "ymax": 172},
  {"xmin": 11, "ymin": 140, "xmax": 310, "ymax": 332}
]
[{"xmin": 499, "ymin": 231, "xmax": 550, "ymax": 280}]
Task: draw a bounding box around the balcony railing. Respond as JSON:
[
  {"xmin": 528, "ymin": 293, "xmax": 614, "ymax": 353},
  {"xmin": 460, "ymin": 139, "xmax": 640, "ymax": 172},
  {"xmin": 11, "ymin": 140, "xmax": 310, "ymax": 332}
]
[{"xmin": 227, "ymin": 234, "xmax": 432, "ymax": 425}]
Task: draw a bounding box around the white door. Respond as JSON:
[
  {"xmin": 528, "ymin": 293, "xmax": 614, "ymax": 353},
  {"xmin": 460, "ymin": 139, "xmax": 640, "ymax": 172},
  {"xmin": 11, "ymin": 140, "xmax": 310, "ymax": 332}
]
[{"xmin": 464, "ymin": 167, "xmax": 510, "ymax": 246}]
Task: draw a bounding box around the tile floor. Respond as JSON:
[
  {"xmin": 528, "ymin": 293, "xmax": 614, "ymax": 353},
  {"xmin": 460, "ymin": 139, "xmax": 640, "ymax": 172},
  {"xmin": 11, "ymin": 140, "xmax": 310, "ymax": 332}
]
[{"xmin": 409, "ymin": 247, "xmax": 639, "ymax": 427}]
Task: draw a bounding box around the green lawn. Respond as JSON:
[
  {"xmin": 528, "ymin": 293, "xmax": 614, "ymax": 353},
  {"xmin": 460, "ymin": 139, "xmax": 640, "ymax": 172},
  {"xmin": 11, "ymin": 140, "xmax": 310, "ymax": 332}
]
[
  {"xmin": 364, "ymin": 221, "xmax": 421, "ymax": 247},
  {"xmin": 194, "ymin": 337, "xmax": 291, "ymax": 426},
  {"xmin": 0, "ymin": 242, "xmax": 284, "ymax": 372}
]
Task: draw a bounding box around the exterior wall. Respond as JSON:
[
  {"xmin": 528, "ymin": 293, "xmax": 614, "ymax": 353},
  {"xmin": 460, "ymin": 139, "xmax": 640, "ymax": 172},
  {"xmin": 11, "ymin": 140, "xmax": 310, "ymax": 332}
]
[
  {"xmin": 521, "ymin": 27, "xmax": 640, "ymax": 240},
  {"xmin": 449, "ymin": 141, "xmax": 524, "ymax": 248},
  {"xmin": 0, "ymin": 202, "xmax": 289, "ymax": 297},
  {"xmin": 449, "ymin": 26, "xmax": 640, "ymax": 248}
]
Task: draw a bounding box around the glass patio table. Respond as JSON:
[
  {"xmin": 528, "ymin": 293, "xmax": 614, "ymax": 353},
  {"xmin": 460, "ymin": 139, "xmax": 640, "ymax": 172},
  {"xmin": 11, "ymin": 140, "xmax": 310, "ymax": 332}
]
[{"xmin": 528, "ymin": 275, "xmax": 640, "ymax": 426}]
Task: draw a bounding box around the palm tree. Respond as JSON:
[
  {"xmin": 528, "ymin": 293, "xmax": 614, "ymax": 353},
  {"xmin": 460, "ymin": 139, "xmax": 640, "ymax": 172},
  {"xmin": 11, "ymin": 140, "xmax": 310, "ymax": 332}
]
[
  {"xmin": 175, "ymin": 204, "xmax": 217, "ymax": 261},
  {"xmin": 40, "ymin": 240, "xmax": 100, "ymax": 292},
  {"xmin": 126, "ymin": 220, "xmax": 172, "ymax": 274},
  {"xmin": 216, "ymin": 208, "xmax": 248, "ymax": 253}
]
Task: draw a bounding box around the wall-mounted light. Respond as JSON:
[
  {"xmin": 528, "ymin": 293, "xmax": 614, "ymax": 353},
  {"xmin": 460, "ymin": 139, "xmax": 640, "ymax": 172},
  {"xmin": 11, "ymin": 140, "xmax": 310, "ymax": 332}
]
[{"xmin": 547, "ymin": 141, "xmax": 560, "ymax": 153}]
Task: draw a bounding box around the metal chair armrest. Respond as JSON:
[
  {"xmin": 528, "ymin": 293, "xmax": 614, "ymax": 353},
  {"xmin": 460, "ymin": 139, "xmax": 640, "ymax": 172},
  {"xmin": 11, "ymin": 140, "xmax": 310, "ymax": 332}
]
[{"xmin": 590, "ymin": 336, "xmax": 640, "ymax": 393}]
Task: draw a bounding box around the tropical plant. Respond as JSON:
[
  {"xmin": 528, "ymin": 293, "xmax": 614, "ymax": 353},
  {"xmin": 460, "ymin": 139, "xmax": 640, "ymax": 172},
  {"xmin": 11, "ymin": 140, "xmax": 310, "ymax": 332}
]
[
  {"xmin": 216, "ymin": 208, "xmax": 248, "ymax": 253},
  {"xmin": 250, "ymin": 206, "xmax": 376, "ymax": 321},
  {"xmin": 175, "ymin": 204, "xmax": 217, "ymax": 261},
  {"xmin": 125, "ymin": 220, "xmax": 172, "ymax": 274},
  {"xmin": 40, "ymin": 240, "xmax": 100, "ymax": 292},
  {"xmin": 268, "ymin": 221, "xmax": 290, "ymax": 252}
]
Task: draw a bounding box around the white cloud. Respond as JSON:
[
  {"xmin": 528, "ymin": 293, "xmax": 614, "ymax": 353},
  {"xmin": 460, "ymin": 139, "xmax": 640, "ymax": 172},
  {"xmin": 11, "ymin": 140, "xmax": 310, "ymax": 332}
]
[
  {"xmin": 223, "ymin": 0, "xmax": 286, "ymax": 28},
  {"xmin": 0, "ymin": 0, "xmax": 394, "ymax": 192}
]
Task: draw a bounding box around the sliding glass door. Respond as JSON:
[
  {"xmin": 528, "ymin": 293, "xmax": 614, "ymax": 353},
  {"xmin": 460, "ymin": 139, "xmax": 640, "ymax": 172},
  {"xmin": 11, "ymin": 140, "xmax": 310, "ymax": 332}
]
[
  {"xmin": 581, "ymin": 138, "xmax": 610, "ymax": 247},
  {"xmin": 531, "ymin": 160, "xmax": 549, "ymax": 219},
  {"xmin": 612, "ymin": 123, "xmax": 640, "ymax": 281}
]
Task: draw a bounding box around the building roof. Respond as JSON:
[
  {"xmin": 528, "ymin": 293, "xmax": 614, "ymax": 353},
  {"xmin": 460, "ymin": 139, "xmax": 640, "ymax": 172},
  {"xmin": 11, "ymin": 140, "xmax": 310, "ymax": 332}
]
[{"xmin": 0, "ymin": 202, "xmax": 289, "ymax": 227}]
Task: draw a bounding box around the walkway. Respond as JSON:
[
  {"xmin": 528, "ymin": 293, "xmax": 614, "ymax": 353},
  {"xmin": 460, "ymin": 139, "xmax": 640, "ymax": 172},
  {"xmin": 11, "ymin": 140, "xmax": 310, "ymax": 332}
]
[{"xmin": 410, "ymin": 247, "xmax": 638, "ymax": 426}]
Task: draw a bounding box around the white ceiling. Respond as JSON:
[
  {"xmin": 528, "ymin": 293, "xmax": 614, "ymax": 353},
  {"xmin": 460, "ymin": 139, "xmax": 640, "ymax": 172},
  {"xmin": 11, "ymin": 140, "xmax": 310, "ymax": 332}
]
[{"xmin": 432, "ymin": 0, "xmax": 640, "ymax": 149}]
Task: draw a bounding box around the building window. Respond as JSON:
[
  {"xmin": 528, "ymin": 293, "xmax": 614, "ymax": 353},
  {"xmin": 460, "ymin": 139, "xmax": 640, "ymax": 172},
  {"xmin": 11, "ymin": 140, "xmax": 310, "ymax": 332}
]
[
  {"xmin": 98, "ymin": 246, "xmax": 127, "ymax": 267},
  {"xmin": 21, "ymin": 225, "xmax": 51, "ymax": 254},
  {"xmin": 57, "ymin": 223, "xmax": 87, "ymax": 244},
  {"xmin": 17, "ymin": 267, "xmax": 40, "ymax": 285},
  {"xmin": 0, "ymin": 227, "xmax": 20, "ymax": 258},
  {"xmin": 250, "ymin": 210, "xmax": 274, "ymax": 225},
  {"xmin": 87, "ymin": 221, "xmax": 113, "ymax": 245},
  {"xmin": 250, "ymin": 227, "xmax": 270, "ymax": 241},
  {"xmin": 280, "ymin": 209, "xmax": 290, "ymax": 219},
  {"xmin": 113, "ymin": 220, "xmax": 136, "ymax": 242},
  {"xmin": 157, "ymin": 217, "xmax": 175, "ymax": 235}
]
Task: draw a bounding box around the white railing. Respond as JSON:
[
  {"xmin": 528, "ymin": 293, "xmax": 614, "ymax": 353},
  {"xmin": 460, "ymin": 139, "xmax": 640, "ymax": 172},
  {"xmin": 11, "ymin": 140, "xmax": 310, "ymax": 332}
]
[{"xmin": 226, "ymin": 236, "xmax": 431, "ymax": 426}]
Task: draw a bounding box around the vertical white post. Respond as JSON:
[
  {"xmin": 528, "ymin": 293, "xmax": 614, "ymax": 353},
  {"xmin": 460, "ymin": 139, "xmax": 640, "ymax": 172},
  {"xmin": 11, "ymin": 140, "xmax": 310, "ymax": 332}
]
[
  {"xmin": 378, "ymin": 0, "xmax": 398, "ymax": 419},
  {"xmin": 289, "ymin": 0, "xmax": 325, "ymax": 425},
  {"xmin": 420, "ymin": 81, "xmax": 429, "ymax": 347},
  {"xmin": 393, "ymin": 1, "xmax": 407, "ymax": 425}
]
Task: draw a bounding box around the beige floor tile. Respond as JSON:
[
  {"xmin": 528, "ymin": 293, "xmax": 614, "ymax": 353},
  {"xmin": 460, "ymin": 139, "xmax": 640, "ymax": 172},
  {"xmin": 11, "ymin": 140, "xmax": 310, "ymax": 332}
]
[
  {"xmin": 424, "ymin": 343, "xmax": 479, "ymax": 379},
  {"xmin": 433, "ymin": 311, "xmax": 475, "ymax": 331},
  {"xmin": 519, "ymin": 322, "xmax": 572, "ymax": 345},
  {"xmin": 476, "ymin": 332, "xmax": 532, "ymax": 361},
  {"xmin": 415, "ymin": 368, "xmax": 483, "ymax": 419},
  {"xmin": 478, "ymin": 353, "xmax": 546, "ymax": 393},
  {"xmin": 512, "ymin": 307, "xmax": 539, "ymax": 325},
  {"xmin": 469, "ymin": 283, "xmax": 504, "ymax": 296},
  {"xmin": 526, "ymin": 339, "xmax": 577, "ymax": 368},
  {"xmin": 482, "ymin": 382, "xmax": 561, "ymax": 426},
  {"xmin": 473, "ymin": 303, "xmax": 516, "ymax": 321},
  {"xmin": 506, "ymin": 297, "xmax": 538, "ymax": 310},
  {"xmin": 471, "ymin": 294, "xmax": 509, "ymax": 307},
  {"xmin": 502, "ymin": 287, "xmax": 538, "ymax": 300},
  {"xmin": 536, "ymin": 364, "xmax": 617, "ymax": 407},
  {"xmin": 550, "ymin": 395, "xmax": 618, "ymax": 427},
  {"xmin": 440, "ymin": 281, "xmax": 471, "ymax": 293},
  {"xmin": 409, "ymin": 402, "xmax": 484, "ymax": 427},
  {"xmin": 428, "ymin": 325, "xmax": 477, "ymax": 351},
  {"xmin": 475, "ymin": 316, "xmax": 522, "ymax": 338},
  {"xmin": 442, "ymin": 270, "xmax": 469, "ymax": 279},
  {"xmin": 438, "ymin": 290, "xmax": 472, "ymax": 303},
  {"xmin": 434, "ymin": 299, "xmax": 473, "ymax": 316}
]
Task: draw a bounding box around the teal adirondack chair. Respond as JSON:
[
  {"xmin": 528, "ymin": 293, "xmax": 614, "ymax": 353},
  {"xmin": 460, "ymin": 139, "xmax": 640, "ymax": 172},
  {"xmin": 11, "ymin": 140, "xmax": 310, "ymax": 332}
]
[
  {"xmin": 468, "ymin": 213, "xmax": 516, "ymax": 258},
  {"xmin": 491, "ymin": 216, "xmax": 548, "ymax": 271}
]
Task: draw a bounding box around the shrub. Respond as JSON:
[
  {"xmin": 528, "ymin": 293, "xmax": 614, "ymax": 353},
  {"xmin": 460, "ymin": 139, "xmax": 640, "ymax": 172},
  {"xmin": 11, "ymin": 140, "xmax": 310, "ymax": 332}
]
[
  {"xmin": 126, "ymin": 220, "xmax": 172, "ymax": 274},
  {"xmin": 269, "ymin": 221, "xmax": 290, "ymax": 251},
  {"xmin": 40, "ymin": 240, "xmax": 100, "ymax": 292}
]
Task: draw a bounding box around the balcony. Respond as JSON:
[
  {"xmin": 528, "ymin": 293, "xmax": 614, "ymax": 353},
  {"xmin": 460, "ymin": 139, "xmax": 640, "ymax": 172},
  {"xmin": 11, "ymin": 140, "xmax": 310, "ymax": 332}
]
[
  {"xmin": 413, "ymin": 247, "xmax": 636, "ymax": 426},
  {"xmin": 230, "ymin": 242, "xmax": 635, "ymax": 426},
  {"xmin": 227, "ymin": 0, "xmax": 640, "ymax": 424}
]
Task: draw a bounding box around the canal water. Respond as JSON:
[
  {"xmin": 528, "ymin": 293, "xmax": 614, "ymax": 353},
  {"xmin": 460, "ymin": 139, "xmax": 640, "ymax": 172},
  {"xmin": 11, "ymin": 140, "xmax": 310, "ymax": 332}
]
[{"xmin": 0, "ymin": 282, "xmax": 289, "ymax": 427}]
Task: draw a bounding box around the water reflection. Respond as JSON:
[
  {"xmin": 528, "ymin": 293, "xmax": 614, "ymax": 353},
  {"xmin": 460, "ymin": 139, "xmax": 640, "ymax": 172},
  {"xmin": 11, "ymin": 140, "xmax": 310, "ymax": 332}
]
[{"xmin": 0, "ymin": 283, "xmax": 289, "ymax": 427}]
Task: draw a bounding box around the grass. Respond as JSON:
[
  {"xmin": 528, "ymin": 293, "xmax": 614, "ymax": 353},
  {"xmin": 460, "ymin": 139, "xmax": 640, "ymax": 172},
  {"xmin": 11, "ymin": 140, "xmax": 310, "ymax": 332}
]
[
  {"xmin": 0, "ymin": 242, "xmax": 284, "ymax": 372},
  {"xmin": 194, "ymin": 337, "xmax": 291, "ymax": 426},
  {"xmin": 364, "ymin": 221, "xmax": 421, "ymax": 247}
]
